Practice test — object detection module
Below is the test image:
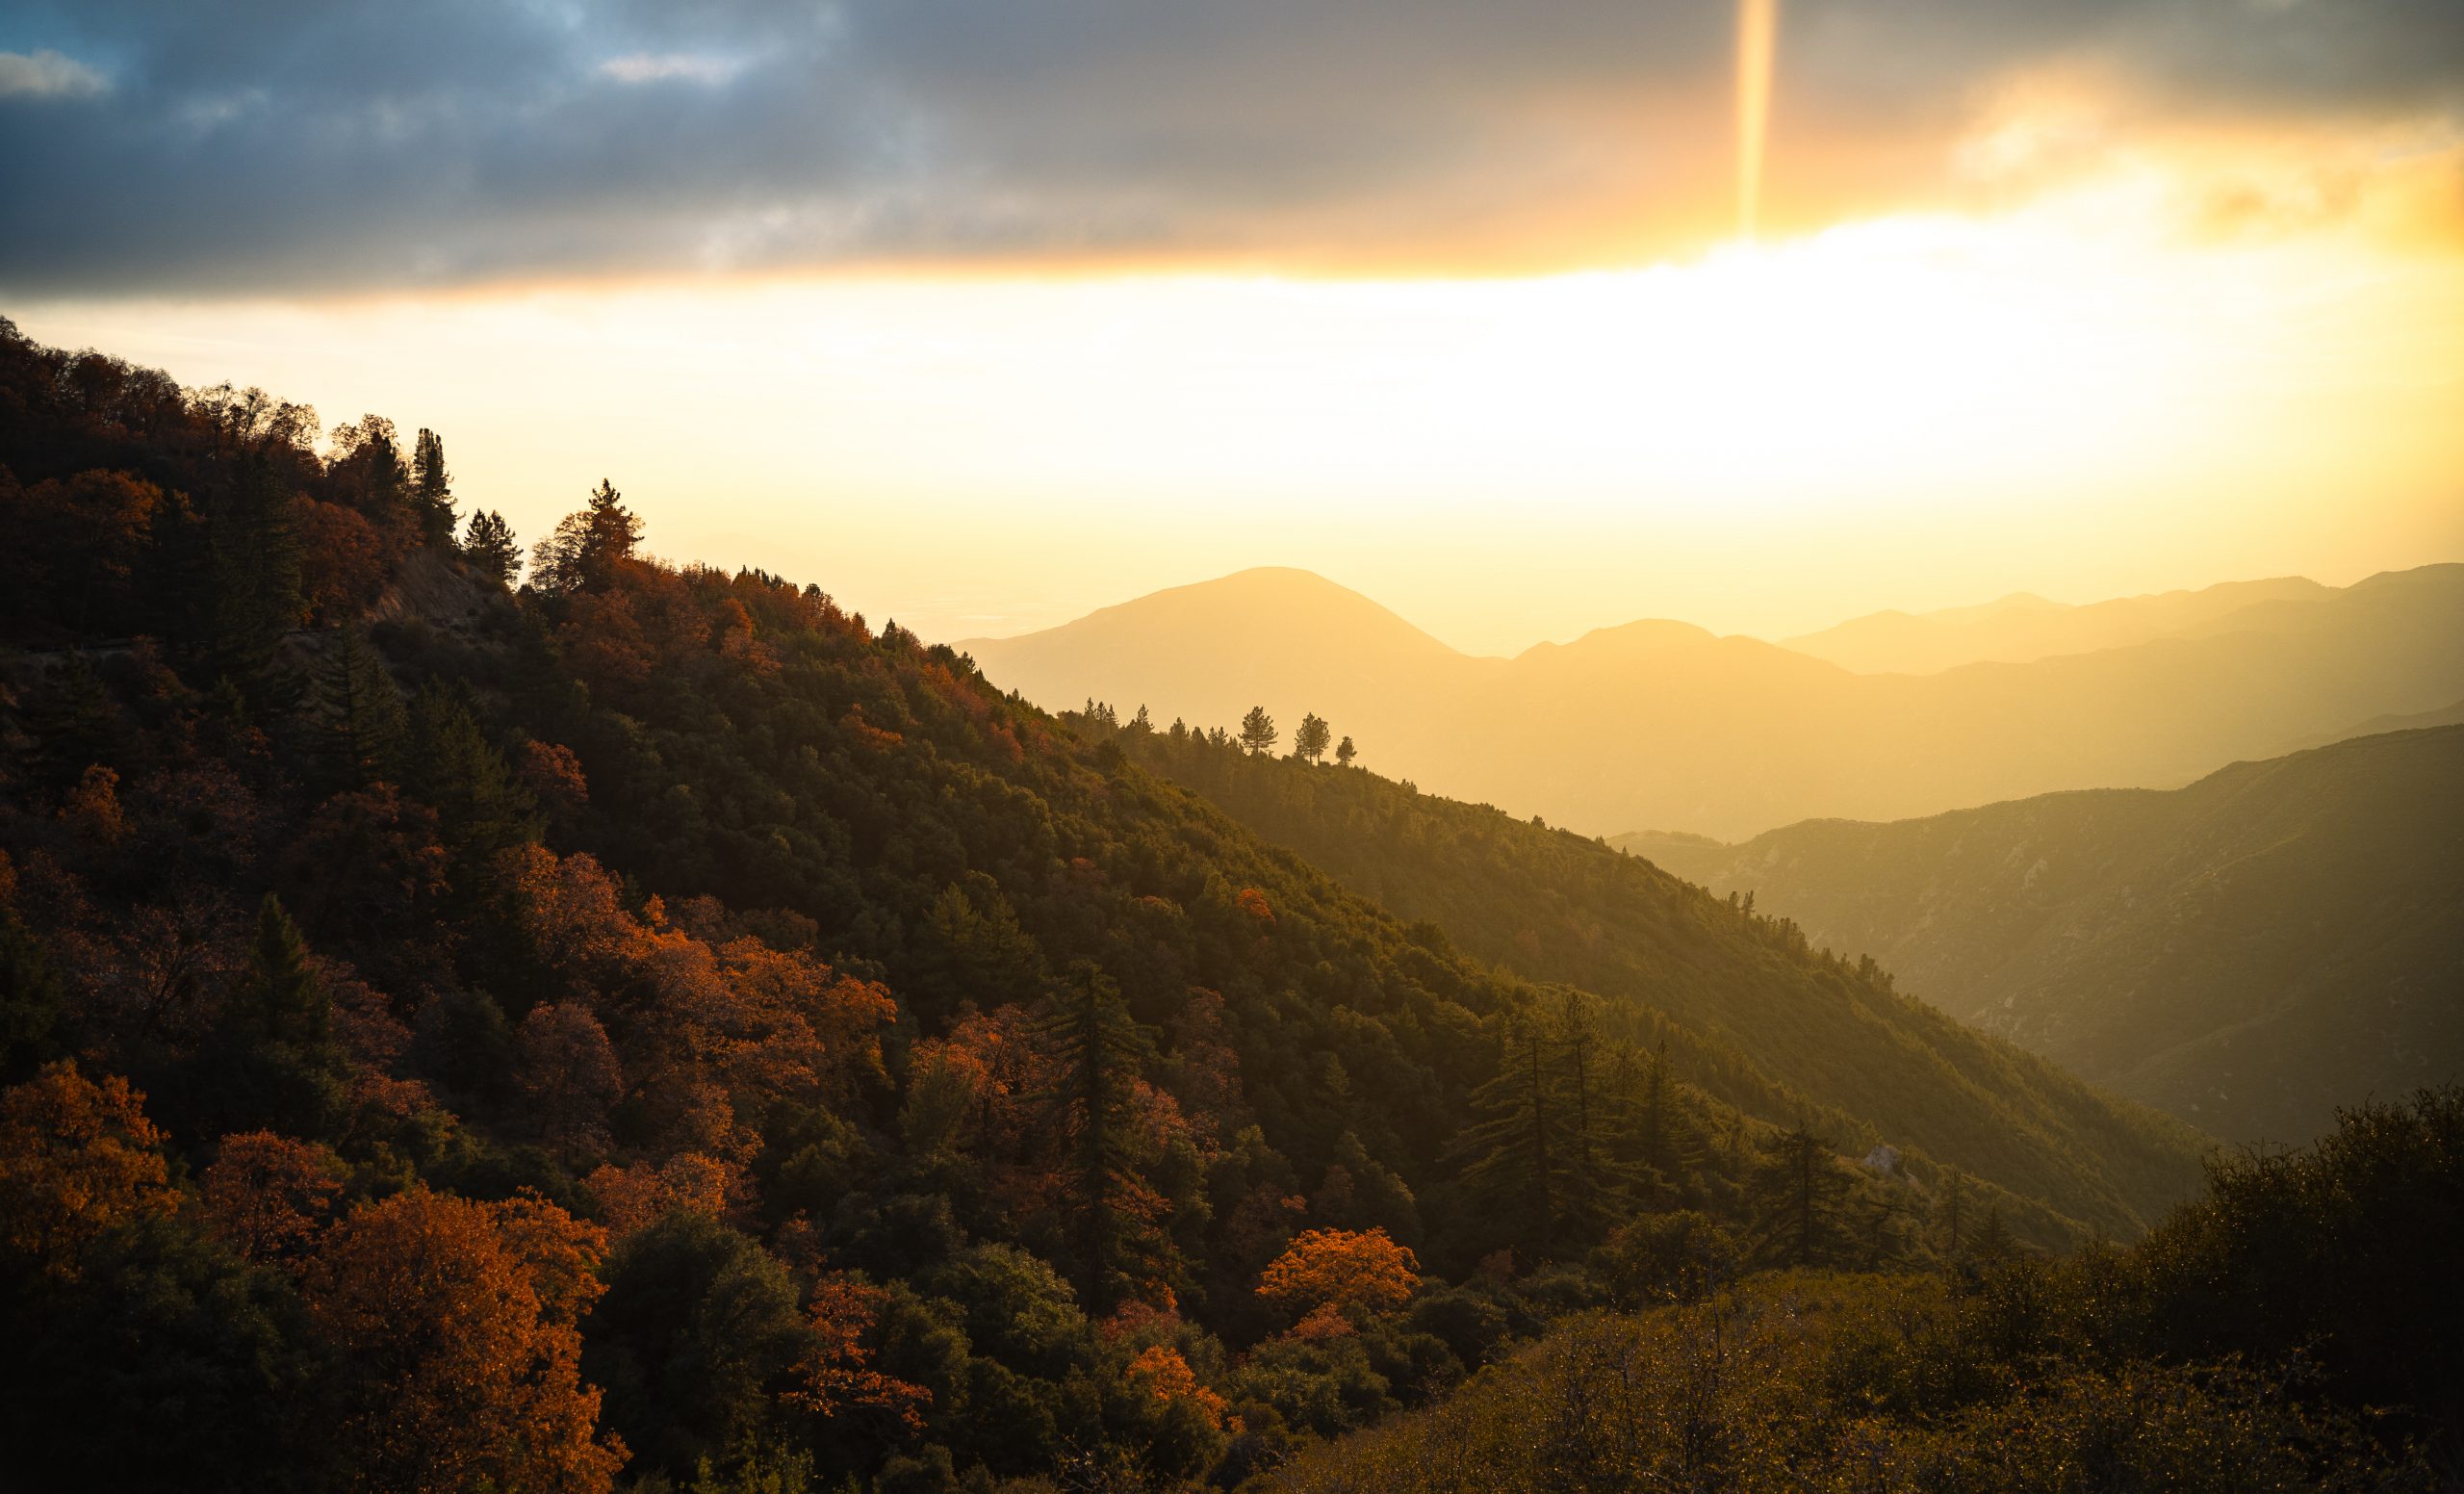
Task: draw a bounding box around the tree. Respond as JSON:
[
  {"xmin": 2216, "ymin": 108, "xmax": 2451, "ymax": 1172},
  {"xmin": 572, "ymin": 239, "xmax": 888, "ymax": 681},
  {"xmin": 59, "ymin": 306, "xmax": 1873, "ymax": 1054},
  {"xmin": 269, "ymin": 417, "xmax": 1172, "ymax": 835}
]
[
  {"xmin": 1747, "ymin": 1121, "xmax": 1854, "ymax": 1268},
  {"xmin": 304, "ymin": 1187, "xmax": 627, "ymax": 1494},
  {"xmin": 0, "ymin": 903, "xmax": 67, "ymax": 1081},
  {"xmin": 1238, "ymin": 707, "xmax": 1277, "ymax": 757},
  {"xmin": 312, "ymin": 624, "xmax": 408, "ymax": 790},
  {"xmin": 1334, "ymin": 735, "xmax": 1356, "ymax": 768},
  {"xmin": 1294, "ymin": 713, "xmax": 1332, "ymax": 764},
  {"xmin": 1455, "ymin": 1020, "xmax": 1566, "ymax": 1256},
  {"xmin": 462, "ymin": 509, "xmax": 521, "ymax": 586},
  {"xmin": 410, "ymin": 427, "xmax": 456, "ymax": 546},
  {"xmin": 532, "ymin": 478, "xmax": 644, "ymax": 595},
  {"xmin": 786, "ymin": 1273, "xmax": 931, "ymax": 1431},
  {"xmin": 1257, "ymin": 1227, "xmax": 1421, "ymax": 1328},
  {"xmin": 208, "ymin": 451, "xmax": 303, "ymax": 681},
  {"xmin": 406, "ymin": 680, "xmax": 539, "ymax": 889},
  {"xmin": 0, "ymin": 1061, "xmax": 176, "ymax": 1279},
  {"xmin": 199, "ymin": 1130, "xmax": 346, "ymax": 1264},
  {"xmin": 519, "ymin": 1002, "xmax": 623, "ymax": 1165},
  {"xmin": 1041, "ymin": 963, "xmax": 1163, "ymax": 1312}
]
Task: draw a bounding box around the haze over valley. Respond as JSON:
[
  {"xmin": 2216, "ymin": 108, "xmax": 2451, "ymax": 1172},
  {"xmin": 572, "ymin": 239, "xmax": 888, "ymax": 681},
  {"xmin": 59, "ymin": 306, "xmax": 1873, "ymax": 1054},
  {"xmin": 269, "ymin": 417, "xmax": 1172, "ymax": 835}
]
[{"xmin": 966, "ymin": 562, "xmax": 2464, "ymax": 840}]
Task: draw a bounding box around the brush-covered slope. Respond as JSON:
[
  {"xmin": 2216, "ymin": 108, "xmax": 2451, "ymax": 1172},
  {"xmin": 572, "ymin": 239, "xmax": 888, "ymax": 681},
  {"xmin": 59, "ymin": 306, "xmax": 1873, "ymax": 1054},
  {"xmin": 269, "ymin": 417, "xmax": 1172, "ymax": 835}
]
[
  {"xmin": 967, "ymin": 564, "xmax": 2464, "ymax": 838},
  {"xmin": 1620, "ymin": 727, "xmax": 2464, "ymax": 1144},
  {"xmin": 1092, "ymin": 716, "xmax": 2207, "ymax": 1239}
]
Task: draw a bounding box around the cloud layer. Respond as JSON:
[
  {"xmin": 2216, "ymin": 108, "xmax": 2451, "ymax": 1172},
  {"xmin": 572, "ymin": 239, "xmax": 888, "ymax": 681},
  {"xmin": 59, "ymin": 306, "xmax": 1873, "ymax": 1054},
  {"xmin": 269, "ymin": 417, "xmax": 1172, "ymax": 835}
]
[{"xmin": 1, "ymin": 0, "xmax": 2456, "ymax": 294}]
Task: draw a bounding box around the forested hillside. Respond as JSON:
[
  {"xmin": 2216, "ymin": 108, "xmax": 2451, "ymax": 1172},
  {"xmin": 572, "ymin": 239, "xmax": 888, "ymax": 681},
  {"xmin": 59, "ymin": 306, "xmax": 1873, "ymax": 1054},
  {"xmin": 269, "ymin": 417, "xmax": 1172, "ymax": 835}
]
[
  {"xmin": 1092, "ymin": 715, "xmax": 2204, "ymax": 1245},
  {"xmin": 0, "ymin": 320, "xmax": 2205, "ymax": 1491},
  {"xmin": 1619, "ymin": 728, "xmax": 2464, "ymax": 1144}
]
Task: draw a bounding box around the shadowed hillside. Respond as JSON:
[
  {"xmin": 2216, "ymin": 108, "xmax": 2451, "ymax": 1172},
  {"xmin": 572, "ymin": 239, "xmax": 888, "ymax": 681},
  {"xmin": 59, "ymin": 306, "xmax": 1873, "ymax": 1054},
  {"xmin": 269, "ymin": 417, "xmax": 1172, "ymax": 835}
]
[{"xmin": 1619, "ymin": 726, "xmax": 2464, "ymax": 1144}]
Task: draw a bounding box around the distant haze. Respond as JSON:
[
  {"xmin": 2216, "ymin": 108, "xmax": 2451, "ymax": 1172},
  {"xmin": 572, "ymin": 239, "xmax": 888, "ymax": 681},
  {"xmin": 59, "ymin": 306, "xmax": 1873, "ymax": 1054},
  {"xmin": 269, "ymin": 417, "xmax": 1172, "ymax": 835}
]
[{"xmin": 966, "ymin": 563, "xmax": 2464, "ymax": 839}]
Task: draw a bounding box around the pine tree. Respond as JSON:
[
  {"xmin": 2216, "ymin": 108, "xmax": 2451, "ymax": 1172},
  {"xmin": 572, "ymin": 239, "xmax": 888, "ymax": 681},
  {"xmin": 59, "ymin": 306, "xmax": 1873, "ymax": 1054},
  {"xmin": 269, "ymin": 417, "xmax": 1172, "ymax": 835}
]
[
  {"xmin": 1040, "ymin": 962, "xmax": 1162, "ymax": 1311},
  {"xmin": 1334, "ymin": 735, "xmax": 1356, "ymax": 768},
  {"xmin": 1748, "ymin": 1121, "xmax": 1854, "ymax": 1268},
  {"xmin": 245, "ymin": 893, "xmax": 332, "ymax": 1055},
  {"xmin": 1294, "ymin": 712, "xmax": 1332, "ymax": 764},
  {"xmin": 209, "ymin": 452, "xmax": 303, "ymax": 680},
  {"xmin": 1456, "ymin": 1018, "xmax": 1566, "ymax": 1256},
  {"xmin": 405, "ymin": 681, "xmax": 539, "ymax": 888},
  {"xmin": 313, "ymin": 625, "xmax": 409, "ymax": 790},
  {"xmin": 411, "ymin": 428, "xmax": 456, "ymax": 547},
  {"xmin": 1238, "ymin": 706, "xmax": 1277, "ymax": 757},
  {"xmin": 461, "ymin": 510, "xmax": 521, "ymax": 587}
]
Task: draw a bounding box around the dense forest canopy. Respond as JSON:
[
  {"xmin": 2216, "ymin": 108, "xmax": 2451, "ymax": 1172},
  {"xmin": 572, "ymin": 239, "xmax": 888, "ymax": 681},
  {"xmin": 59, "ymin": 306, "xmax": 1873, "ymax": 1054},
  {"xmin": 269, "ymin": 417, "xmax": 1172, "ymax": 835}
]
[{"xmin": 1, "ymin": 318, "xmax": 2455, "ymax": 1490}]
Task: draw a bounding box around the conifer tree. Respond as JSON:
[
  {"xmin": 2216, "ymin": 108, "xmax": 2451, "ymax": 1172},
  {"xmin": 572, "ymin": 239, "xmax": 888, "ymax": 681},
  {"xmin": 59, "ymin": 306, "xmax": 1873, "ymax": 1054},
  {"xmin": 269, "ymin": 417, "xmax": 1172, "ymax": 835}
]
[
  {"xmin": 1238, "ymin": 707, "xmax": 1277, "ymax": 757},
  {"xmin": 1748, "ymin": 1121, "xmax": 1854, "ymax": 1268},
  {"xmin": 461, "ymin": 510, "xmax": 521, "ymax": 587},
  {"xmin": 209, "ymin": 453, "xmax": 303, "ymax": 679},
  {"xmin": 406, "ymin": 681, "xmax": 539, "ymax": 888},
  {"xmin": 1041, "ymin": 962, "xmax": 1160, "ymax": 1311},
  {"xmin": 1294, "ymin": 712, "xmax": 1332, "ymax": 764},
  {"xmin": 245, "ymin": 892, "xmax": 332, "ymax": 1056},
  {"xmin": 314, "ymin": 625, "xmax": 409, "ymax": 790},
  {"xmin": 1334, "ymin": 735, "xmax": 1356, "ymax": 768},
  {"xmin": 1456, "ymin": 1018, "xmax": 1565, "ymax": 1256},
  {"xmin": 410, "ymin": 427, "xmax": 456, "ymax": 546}
]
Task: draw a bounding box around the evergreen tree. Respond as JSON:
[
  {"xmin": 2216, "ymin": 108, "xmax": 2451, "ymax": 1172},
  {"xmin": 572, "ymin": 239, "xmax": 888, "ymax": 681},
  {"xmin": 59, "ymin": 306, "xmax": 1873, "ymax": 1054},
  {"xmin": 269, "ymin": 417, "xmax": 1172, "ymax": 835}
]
[
  {"xmin": 1040, "ymin": 962, "xmax": 1160, "ymax": 1311},
  {"xmin": 410, "ymin": 427, "xmax": 456, "ymax": 546},
  {"xmin": 405, "ymin": 680, "xmax": 539, "ymax": 889},
  {"xmin": 1747, "ymin": 1121, "xmax": 1854, "ymax": 1268},
  {"xmin": 245, "ymin": 892, "xmax": 331, "ymax": 1055},
  {"xmin": 0, "ymin": 904, "xmax": 65, "ymax": 1082},
  {"xmin": 1238, "ymin": 707, "xmax": 1277, "ymax": 757},
  {"xmin": 459, "ymin": 509, "xmax": 521, "ymax": 587},
  {"xmin": 313, "ymin": 625, "xmax": 409, "ymax": 790},
  {"xmin": 1334, "ymin": 735, "xmax": 1356, "ymax": 768},
  {"xmin": 529, "ymin": 479, "xmax": 644, "ymax": 596},
  {"xmin": 1294, "ymin": 713, "xmax": 1332, "ymax": 764},
  {"xmin": 1456, "ymin": 1019, "xmax": 1566, "ymax": 1257},
  {"xmin": 209, "ymin": 452, "xmax": 303, "ymax": 680}
]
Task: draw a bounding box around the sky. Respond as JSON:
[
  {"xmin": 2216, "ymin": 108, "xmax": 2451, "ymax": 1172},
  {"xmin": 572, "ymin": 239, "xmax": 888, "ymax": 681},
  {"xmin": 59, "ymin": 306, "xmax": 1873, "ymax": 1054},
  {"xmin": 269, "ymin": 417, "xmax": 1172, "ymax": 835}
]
[{"xmin": 5, "ymin": 0, "xmax": 2461, "ymax": 654}]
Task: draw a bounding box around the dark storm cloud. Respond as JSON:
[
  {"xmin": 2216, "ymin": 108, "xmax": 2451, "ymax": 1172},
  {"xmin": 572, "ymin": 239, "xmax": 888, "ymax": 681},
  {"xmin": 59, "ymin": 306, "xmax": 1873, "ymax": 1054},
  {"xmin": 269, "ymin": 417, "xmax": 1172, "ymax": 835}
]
[{"xmin": 1, "ymin": 0, "xmax": 2455, "ymax": 294}]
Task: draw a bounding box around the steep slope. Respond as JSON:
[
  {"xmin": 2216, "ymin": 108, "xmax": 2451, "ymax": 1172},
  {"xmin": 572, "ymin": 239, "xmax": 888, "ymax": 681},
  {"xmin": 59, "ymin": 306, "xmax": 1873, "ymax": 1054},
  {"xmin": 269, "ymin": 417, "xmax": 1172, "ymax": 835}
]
[
  {"xmin": 1617, "ymin": 727, "xmax": 2464, "ymax": 1144},
  {"xmin": 966, "ymin": 565, "xmax": 2464, "ymax": 838},
  {"xmin": 1780, "ymin": 576, "xmax": 2330, "ymax": 675},
  {"xmin": 1095, "ymin": 718, "xmax": 2208, "ymax": 1241}
]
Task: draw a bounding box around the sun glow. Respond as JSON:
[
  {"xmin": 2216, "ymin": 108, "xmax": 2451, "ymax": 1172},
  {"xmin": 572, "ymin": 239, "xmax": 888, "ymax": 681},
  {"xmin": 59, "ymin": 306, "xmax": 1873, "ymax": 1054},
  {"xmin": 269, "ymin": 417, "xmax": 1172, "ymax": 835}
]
[{"xmin": 17, "ymin": 194, "xmax": 2462, "ymax": 650}]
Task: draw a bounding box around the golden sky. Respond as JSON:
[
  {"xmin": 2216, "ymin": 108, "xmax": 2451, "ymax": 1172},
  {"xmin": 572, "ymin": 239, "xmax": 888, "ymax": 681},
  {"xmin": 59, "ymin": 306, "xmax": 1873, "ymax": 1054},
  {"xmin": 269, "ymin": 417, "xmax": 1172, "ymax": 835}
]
[{"xmin": 6, "ymin": 1, "xmax": 2460, "ymax": 652}]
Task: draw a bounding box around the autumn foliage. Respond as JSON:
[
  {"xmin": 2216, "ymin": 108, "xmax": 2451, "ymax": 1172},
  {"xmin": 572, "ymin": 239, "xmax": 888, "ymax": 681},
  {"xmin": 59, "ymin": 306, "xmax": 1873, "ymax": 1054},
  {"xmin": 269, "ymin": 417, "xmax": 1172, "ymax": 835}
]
[
  {"xmin": 303, "ymin": 1187, "xmax": 626, "ymax": 1494},
  {"xmin": 0, "ymin": 1062, "xmax": 175, "ymax": 1278},
  {"xmin": 1257, "ymin": 1226, "xmax": 1422, "ymax": 1327}
]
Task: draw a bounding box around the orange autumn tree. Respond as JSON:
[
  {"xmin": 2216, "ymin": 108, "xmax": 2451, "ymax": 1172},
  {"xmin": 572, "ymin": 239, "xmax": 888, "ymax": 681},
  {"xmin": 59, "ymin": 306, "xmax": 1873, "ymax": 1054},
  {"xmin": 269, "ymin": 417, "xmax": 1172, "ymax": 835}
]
[
  {"xmin": 787, "ymin": 1273, "xmax": 931, "ymax": 1431},
  {"xmin": 303, "ymin": 1186, "xmax": 626, "ymax": 1494},
  {"xmin": 199, "ymin": 1129, "xmax": 346, "ymax": 1264},
  {"xmin": 1256, "ymin": 1226, "xmax": 1421, "ymax": 1334},
  {"xmin": 0, "ymin": 1061, "xmax": 177, "ymax": 1279},
  {"xmin": 1125, "ymin": 1344, "xmax": 1234, "ymax": 1432}
]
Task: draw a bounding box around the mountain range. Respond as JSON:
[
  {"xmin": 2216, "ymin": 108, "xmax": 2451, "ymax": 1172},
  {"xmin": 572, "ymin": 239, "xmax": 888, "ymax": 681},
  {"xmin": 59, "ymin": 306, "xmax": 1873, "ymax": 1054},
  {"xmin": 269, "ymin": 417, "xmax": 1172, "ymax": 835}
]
[
  {"xmin": 963, "ymin": 564, "xmax": 2464, "ymax": 839},
  {"xmin": 1618, "ymin": 725, "xmax": 2464, "ymax": 1145}
]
